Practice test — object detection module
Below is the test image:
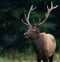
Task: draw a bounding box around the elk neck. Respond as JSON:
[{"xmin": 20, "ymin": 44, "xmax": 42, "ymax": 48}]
[
  {"xmin": 29, "ymin": 32, "xmax": 43, "ymax": 48},
  {"xmin": 29, "ymin": 32, "xmax": 40, "ymax": 40},
  {"xmin": 29, "ymin": 32, "xmax": 44, "ymax": 56}
]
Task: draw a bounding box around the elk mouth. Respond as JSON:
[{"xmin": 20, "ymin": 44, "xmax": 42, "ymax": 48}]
[{"xmin": 24, "ymin": 35, "xmax": 28, "ymax": 38}]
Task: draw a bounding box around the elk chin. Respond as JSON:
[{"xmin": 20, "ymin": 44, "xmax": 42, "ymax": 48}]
[
  {"xmin": 25, "ymin": 36, "xmax": 29, "ymax": 38},
  {"xmin": 24, "ymin": 35, "xmax": 31, "ymax": 39}
]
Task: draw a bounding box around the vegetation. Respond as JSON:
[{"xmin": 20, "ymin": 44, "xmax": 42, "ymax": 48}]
[{"xmin": 0, "ymin": 48, "xmax": 60, "ymax": 62}]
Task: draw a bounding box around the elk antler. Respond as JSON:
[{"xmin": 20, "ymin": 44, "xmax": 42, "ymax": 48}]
[
  {"xmin": 22, "ymin": 5, "xmax": 36, "ymax": 27},
  {"xmin": 38, "ymin": 1, "xmax": 58, "ymax": 25}
]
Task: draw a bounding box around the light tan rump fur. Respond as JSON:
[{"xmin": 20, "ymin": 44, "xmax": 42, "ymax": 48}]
[{"xmin": 40, "ymin": 33, "xmax": 56, "ymax": 57}]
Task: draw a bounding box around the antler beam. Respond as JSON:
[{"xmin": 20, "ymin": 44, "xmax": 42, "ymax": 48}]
[{"xmin": 22, "ymin": 5, "xmax": 36, "ymax": 27}]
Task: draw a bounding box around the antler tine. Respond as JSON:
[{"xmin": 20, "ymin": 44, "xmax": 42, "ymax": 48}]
[
  {"xmin": 24, "ymin": 14, "xmax": 27, "ymax": 19},
  {"xmin": 21, "ymin": 5, "xmax": 36, "ymax": 26},
  {"xmin": 21, "ymin": 14, "xmax": 28, "ymax": 25},
  {"xmin": 39, "ymin": 1, "xmax": 58, "ymax": 25},
  {"xmin": 26, "ymin": 5, "xmax": 36, "ymax": 27},
  {"xmin": 50, "ymin": 1, "xmax": 58, "ymax": 10},
  {"xmin": 51, "ymin": 1, "xmax": 53, "ymax": 8},
  {"xmin": 21, "ymin": 19, "xmax": 29, "ymax": 25}
]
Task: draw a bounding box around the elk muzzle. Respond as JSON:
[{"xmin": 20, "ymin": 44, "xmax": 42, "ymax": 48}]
[{"xmin": 24, "ymin": 32, "xmax": 29, "ymax": 38}]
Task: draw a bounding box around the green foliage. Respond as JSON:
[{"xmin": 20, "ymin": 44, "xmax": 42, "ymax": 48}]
[
  {"xmin": 0, "ymin": 48, "xmax": 60, "ymax": 62},
  {"xmin": 56, "ymin": 39, "xmax": 60, "ymax": 52},
  {"xmin": 40, "ymin": 22, "xmax": 56, "ymax": 33},
  {"xmin": 0, "ymin": 0, "xmax": 60, "ymax": 53}
]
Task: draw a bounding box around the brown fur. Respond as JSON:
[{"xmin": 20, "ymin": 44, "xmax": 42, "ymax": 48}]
[
  {"xmin": 23, "ymin": 2, "xmax": 57, "ymax": 62},
  {"xmin": 24, "ymin": 26, "xmax": 56, "ymax": 62}
]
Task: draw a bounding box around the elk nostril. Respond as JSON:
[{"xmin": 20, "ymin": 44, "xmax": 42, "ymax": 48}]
[{"xmin": 24, "ymin": 33, "xmax": 26, "ymax": 36}]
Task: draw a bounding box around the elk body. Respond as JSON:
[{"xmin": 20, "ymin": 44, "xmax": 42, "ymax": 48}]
[{"xmin": 22, "ymin": 2, "xmax": 58, "ymax": 62}]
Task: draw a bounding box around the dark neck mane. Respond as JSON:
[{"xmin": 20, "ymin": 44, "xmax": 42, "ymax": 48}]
[{"xmin": 29, "ymin": 32, "xmax": 40, "ymax": 40}]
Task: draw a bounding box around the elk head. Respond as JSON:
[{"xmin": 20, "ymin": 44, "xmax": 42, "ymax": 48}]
[{"xmin": 22, "ymin": 1, "xmax": 58, "ymax": 39}]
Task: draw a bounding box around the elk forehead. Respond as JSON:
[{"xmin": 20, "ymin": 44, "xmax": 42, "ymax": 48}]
[{"xmin": 24, "ymin": 26, "xmax": 39, "ymax": 36}]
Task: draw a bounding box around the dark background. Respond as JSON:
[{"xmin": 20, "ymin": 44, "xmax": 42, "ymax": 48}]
[{"xmin": 0, "ymin": 0, "xmax": 60, "ymax": 53}]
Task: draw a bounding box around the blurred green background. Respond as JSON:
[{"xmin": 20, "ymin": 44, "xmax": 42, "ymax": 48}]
[{"xmin": 0, "ymin": 0, "xmax": 60, "ymax": 62}]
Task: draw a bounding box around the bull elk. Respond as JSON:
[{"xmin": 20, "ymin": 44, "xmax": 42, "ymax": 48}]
[{"xmin": 22, "ymin": 1, "xmax": 58, "ymax": 62}]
